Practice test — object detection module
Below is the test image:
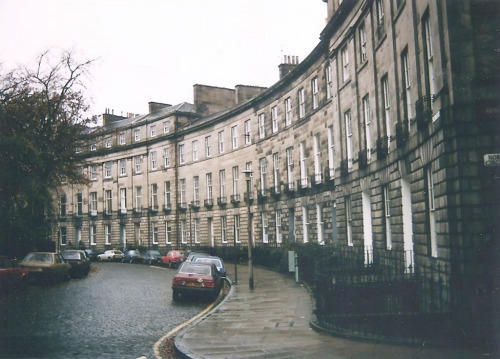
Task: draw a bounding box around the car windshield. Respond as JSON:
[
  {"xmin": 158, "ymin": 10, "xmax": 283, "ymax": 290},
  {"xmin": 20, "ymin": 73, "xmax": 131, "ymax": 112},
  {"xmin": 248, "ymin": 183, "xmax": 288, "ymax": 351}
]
[
  {"xmin": 149, "ymin": 251, "xmax": 161, "ymax": 256},
  {"xmin": 24, "ymin": 253, "xmax": 53, "ymax": 263},
  {"xmin": 194, "ymin": 257, "xmax": 221, "ymax": 268},
  {"xmin": 179, "ymin": 263, "xmax": 212, "ymax": 276},
  {"xmin": 113, "ymin": 251, "xmax": 122, "ymax": 254},
  {"xmin": 62, "ymin": 252, "xmax": 82, "ymax": 260}
]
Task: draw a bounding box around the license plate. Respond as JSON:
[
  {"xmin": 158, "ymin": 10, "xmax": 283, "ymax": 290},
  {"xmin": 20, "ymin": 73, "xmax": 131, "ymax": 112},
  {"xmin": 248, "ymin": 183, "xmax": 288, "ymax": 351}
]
[{"xmin": 186, "ymin": 282, "xmax": 199, "ymax": 287}]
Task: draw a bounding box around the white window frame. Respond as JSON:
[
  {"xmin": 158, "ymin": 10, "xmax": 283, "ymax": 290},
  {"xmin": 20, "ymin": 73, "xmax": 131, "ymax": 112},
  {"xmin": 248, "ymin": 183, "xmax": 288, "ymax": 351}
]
[
  {"xmin": 135, "ymin": 186, "xmax": 142, "ymax": 211},
  {"xmin": 258, "ymin": 113, "xmax": 266, "ymax": 139},
  {"xmin": 345, "ymin": 110, "xmax": 353, "ymax": 169},
  {"xmin": 317, "ymin": 204, "xmax": 324, "ymax": 245},
  {"xmin": 359, "ymin": 22, "xmax": 367, "ymax": 63},
  {"xmin": 89, "ymin": 164, "xmax": 97, "ymax": 180},
  {"xmin": 285, "ymin": 97, "xmax": 292, "ymax": 126},
  {"xmin": 382, "ymin": 75, "xmax": 391, "ymax": 139},
  {"xmin": 313, "ymin": 134, "xmax": 321, "ymax": 182},
  {"xmin": 104, "ymin": 162, "xmax": 112, "ymax": 179},
  {"xmin": 134, "ymin": 129, "xmax": 141, "ymax": 142},
  {"xmin": 192, "ymin": 140, "xmax": 199, "ymax": 161},
  {"xmin": 244, "ymin": 120, "xmax": 251, "ymax": 144},
  {"xmin": 165, "ymin": 221, "xmax": 172, "ymax": 244},
  {"xmin": 298, "ymin": 88, "xmax": 306, "ymax": 118},
  {"xmin": 423, "ymin": 15, "xmax": 436, "ymax": 97},
  {"xmin": 218, "ymin": 131, "xmax": 224, "ymax": 153},
  {"xmin": 104, "ymin": 189, "xmax": 112, "ymax": 214},
  {"xmin": 234, "ymin": 215, "xmax": 241, "ymax": 243},
  {"xmin": 286, "ymin": 147, "xmax": 294, "ymax": 189},
  {"xmin": 205, "ymin": 136, "xmax": 212, "ymax": 157},
  {"xmin": 164, "ymin": 147, "xmax": 170, "ymax": 168},
  {"xmin": 150, "ymin": 124, "xmax": 156, "ymax": 138},
  {"xmin": 261, "ymin": 212, "xmax": 269, "ymax": 243},
  {"xmin": 163, "ymin": 121, "xmax": 170, "ymax": 134},
  {"xmin": 312, "ymin": 77, "xmax": 319, "ymax": 109},
  {"xmin": 179, "ymin": 144, "xmax": 185, "ymax": 164},
  {"xmin": 341, "ymin": 45, "xmax": 349, "ymax": 82},
  {"xmin": 271, "ymin": 106, "xmax": 278, "ymax": 133},
  {"xmin": 221, "ymin": 216, "xmax": 227, "ymax": 244},
  {"xmin": 326, "ymin": 65, "xmax": 332, "ymax": 99},
  {"xmin": 151, "ymin": 183, "xmax": 158, "ymax": 210},
  {"xmin": 302, "ymin": 206, "xmax": 309, "ymax": 243},
  {"xmin": 164, "ymin": 181, "xmax": 171, "ymax": 208},
  {"xmin": 150, "ymin": 151, "xmax": 157, "ymax": 170},
  {"xmin": 384, "ymin": 185, "xmax": 392, "ymax": 250},
  {"xmin": 299, "ymin": 142, "xmax": 308, "ymax": 188},
  {"xmin": 402, "ymin": 49, "xmax": 413, "ymax": 123},
  {"xmin": 327, "ymin": 126, "xmax": 335, "ymax": 178},
  {"xmin": 119, "ymin": 159, "xmax": 127, "ymax": 176},
  {"xmin": 120, "ymin": 188, "xmax": 127, "ymax": 211},
  {"xmin": 206, "ymin": 173, "xmax": 213, "ymax": 201},
  {"xmin": 219, "ymin": 170, "xmax": 226, "ymax": 198},
  {"xmin": 232, "ymin": 166, "xmax": 239, "ymax": 197},
  {"xmin": 275, "ymin": 212, "xmax": 282, "ymax": 244},
  {"xmin": 363, "ymin": 96, "xmax": 372, "ymax": 161},
  {"xmin": 134, "ymin": 156, "xmax": 142, "ymax": 174},
  {"xmin": 105, "ymin": 224, "xmax": 111, "ymax": 245},
  {"xmin": 119, "ymin": 133, "xmax": 125, "ymax": 145},
  {"xmin": 231, "ymin": 126, "xmax": 238, "ymax": 149},
  {"xmin": 259, "ymin": 158, "xmax": 267, "ymax": 195},
  {"xmin": 104, "ymin": 137, "xmax": 111, "ymax": 148},
  {"xmin": 193, "ymin": 176, "xmax": 200, "ymax": 203},
  {"xmin": 346, "ymin": 196, "xmax": 353, "ymax": 246}
]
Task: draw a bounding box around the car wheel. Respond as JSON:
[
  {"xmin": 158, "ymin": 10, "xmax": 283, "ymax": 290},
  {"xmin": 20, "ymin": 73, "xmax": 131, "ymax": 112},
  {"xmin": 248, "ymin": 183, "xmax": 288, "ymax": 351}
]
[{"xmin": 108, "ymin": 257, "xmax": 113, "ymax": 262}]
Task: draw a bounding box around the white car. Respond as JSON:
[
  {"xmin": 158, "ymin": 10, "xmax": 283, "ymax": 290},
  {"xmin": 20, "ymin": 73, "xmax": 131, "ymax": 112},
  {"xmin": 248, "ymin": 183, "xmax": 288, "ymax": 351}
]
[{"xmin": 97, "ymin": 250, "xmax": 125, "ymax": 262}]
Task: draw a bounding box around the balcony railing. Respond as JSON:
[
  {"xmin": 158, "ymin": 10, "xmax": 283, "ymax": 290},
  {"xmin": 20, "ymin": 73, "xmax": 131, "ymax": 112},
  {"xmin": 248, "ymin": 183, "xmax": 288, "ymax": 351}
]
[
  {"xmin": 217, "ymin": 196, "xmax": 227, "ymax": 206},
  {"xmin": 396, "ymin": 118, "xmax": 409, "ymax": 147},
  {"xmin": 416, "ymin": 96, "xmax": 433, "ymax": 130},
  {"xmin": 230, "ymin": 194, "xmax": 240, "ymax": 204},
  {"xmin": 204, "ymin": 198, "xmax": 214, "ymax": 208}
]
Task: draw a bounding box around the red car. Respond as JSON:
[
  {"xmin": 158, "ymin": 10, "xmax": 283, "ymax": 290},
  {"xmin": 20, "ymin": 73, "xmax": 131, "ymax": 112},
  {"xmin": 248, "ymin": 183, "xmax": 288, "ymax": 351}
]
[
  {"xmin": 0, "ymin": 255, "xmax": 28, "ymax": 292},
  {"xmin": 162, "ymin": 250, "xmax": 185, "ymax": 268},
  {"xmin": 172, "ymin": 262, "xmax": 222, "ymax": 301}
]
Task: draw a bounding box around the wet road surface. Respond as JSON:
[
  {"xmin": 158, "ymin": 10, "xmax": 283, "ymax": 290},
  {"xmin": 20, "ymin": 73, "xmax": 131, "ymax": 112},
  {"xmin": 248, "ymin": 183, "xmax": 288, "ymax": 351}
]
[{"xmin": 0, "ymin": 261, "xmax": 207, "ymax": 359}]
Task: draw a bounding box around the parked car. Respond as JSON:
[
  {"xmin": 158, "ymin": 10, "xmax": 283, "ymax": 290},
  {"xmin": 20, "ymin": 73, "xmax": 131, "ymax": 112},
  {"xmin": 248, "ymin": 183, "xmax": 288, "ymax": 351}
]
[
  {"xmin": 0, "ymin": 255, "xmax": 28, "ymax": 292},
  {"xmin": 84, "ymin": 249, "xmax": 101, "ymax": 261},
  {"xmin": 61, "ymin": 250, "xmax": 91, "ymax": 278},
  {"xmin": 162, "ymin": 250, "xmax": 185, "ymax": 268},
  {"xmin": 19, "ymin": 252, "xmax": 71, "ymax": 283},
  {"xmin": 184, "ymin": 251, "xmax": 210, "ymax": 263},
  {"xmin": 143, "ymin": 250, "xmax": 163, "ymax": 265},
  {"xmin": 97, "ymin": 250, "xmax": 125, "ymax": 262},
  {"xmin": 172, "ymin": 262, "xmax": 222, "ymax": 301},
  {"xmin": 122, "ymin": 249, "xmax": 144, "ymax": 263},
  {"xmin": 192, "ymin": 256, "xmax": 226, "ymax": 277}
]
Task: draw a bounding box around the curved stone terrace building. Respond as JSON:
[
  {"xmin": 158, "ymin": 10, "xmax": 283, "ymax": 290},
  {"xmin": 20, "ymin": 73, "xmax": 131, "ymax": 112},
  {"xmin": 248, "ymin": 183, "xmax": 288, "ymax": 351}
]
[{"xmin": 55, "ymin": 0, "xmax": 498, "ymax": 345}]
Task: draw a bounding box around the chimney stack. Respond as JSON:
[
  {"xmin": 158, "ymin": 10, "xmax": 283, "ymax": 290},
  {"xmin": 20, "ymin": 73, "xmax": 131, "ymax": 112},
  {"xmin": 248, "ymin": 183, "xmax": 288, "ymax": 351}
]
[{"xmin": 278, "ymin": 55, "xmax": 300, "ymax": 80}]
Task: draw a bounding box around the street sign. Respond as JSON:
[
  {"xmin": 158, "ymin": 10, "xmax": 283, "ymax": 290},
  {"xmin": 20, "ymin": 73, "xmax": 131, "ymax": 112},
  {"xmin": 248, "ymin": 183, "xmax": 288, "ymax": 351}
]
[{"xmin": 484, "ymin": 154, "xmax": 500, "ymax": 167}]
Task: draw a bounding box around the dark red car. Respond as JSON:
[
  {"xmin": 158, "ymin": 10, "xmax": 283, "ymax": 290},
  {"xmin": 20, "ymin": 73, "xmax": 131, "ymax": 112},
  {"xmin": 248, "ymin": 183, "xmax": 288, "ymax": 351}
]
[
  {"xmin": 0, "ymin": 255, "xmax": 28, "ymax": 293},
  {"xmin": 162, "ymin": 250, "xmax": 185, "ymax": 268},
  {"xmin": 172, "ymin": 262, "xmax": 222, "ymax": 301}
]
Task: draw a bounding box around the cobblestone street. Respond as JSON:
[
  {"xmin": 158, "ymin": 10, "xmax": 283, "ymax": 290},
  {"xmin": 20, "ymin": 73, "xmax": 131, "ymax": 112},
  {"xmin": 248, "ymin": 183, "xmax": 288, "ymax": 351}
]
[{"xmin": 0, "ymin": 262, "xmax": 206, "ymax": 359}]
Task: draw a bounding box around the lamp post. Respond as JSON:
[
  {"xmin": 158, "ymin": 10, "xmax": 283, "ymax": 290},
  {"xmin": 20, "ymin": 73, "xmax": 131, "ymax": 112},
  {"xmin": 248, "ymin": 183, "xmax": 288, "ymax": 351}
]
[{"xmin": 242, "ymin": 169, "xmax": 254, "ymax": 289}]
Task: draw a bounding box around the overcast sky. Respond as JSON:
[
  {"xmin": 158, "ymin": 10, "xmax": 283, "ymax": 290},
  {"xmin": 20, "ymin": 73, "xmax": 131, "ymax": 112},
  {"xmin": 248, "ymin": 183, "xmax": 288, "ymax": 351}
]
[{"xmin": 0, "ymin": 0, "xmax": 327, "ymax": 117}]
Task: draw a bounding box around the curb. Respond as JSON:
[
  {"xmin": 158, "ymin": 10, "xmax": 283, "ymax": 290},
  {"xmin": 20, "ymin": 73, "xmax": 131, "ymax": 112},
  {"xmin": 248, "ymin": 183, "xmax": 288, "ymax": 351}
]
[{"xmin": 173, "ymin": 278, "xmax": 235, "ymax": 359}]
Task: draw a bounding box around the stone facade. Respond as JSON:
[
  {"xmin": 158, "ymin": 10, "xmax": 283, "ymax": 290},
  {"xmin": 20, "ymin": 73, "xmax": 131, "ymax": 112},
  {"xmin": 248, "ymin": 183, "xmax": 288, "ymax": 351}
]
[{"xmin": 55, "ymin": 0, "xmax": 499, "ymax": 344}]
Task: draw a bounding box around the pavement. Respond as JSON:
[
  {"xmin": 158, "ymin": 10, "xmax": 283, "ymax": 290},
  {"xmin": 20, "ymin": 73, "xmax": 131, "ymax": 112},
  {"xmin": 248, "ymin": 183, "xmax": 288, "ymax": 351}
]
[{"xmin": 174, "ymin": 264, "xmax": 490, "ymax": 359}]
